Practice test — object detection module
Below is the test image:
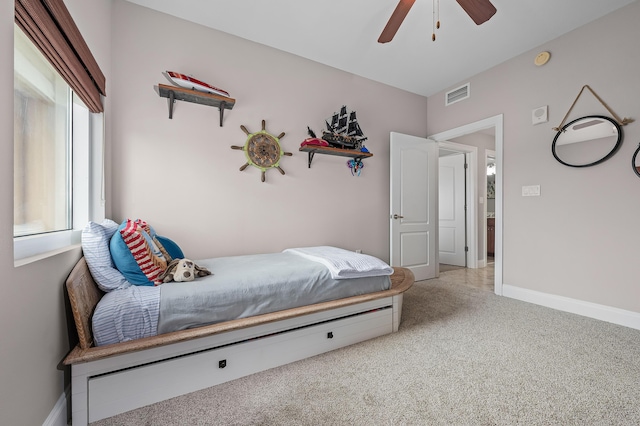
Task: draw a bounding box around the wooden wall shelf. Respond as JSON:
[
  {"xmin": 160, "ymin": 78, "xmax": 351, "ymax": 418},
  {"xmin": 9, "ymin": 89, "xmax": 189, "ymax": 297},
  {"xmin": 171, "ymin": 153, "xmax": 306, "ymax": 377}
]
[
  {"xmin": 154, "ymin": 83, "xmax": 236, "ymax": 127},
  {"xmin": 299, "ymin": 145, "xmax": 373, "ymax": 168}
]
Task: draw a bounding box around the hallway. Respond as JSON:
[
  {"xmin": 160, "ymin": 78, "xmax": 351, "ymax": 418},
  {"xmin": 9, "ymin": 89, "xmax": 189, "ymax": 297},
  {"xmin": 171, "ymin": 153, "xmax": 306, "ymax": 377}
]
[{"xmin": 437, "ymin": 261, "xmax": 495, "ymax": 292}]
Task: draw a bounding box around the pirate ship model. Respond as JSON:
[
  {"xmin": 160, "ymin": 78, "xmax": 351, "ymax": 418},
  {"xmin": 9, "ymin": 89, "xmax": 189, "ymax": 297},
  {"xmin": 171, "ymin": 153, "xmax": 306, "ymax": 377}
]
[{"xmin": 321, "ymin": 106, "xmax": 368, "ymax": 150}]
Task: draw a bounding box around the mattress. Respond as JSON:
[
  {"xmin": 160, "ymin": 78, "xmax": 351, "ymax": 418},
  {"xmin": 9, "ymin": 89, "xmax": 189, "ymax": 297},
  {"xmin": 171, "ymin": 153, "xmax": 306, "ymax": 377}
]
[{"xmin": 93, "ymin": 251, "xmax": 391, "ymax": 346}]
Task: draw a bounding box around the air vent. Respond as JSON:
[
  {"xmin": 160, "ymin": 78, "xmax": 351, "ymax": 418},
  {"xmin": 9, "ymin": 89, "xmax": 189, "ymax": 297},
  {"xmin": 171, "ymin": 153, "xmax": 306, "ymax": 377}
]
[{"xmin": 445, "ymin": 83, "xmax": 470, "ymax": 106}]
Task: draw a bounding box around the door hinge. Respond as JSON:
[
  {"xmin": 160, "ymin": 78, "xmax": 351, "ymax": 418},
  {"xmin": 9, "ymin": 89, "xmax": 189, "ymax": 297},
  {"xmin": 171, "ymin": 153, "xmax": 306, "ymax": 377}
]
[{"xmin": 465, "ymin": 246, "xmax": 469, "ymax": 252}]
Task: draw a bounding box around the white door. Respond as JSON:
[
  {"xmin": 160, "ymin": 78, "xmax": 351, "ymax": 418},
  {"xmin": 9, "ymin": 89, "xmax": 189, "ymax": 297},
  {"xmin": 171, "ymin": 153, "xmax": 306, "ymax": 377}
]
[
  {"xmin": 438, "ymin": 153, "xmax": 466, "ymax": 266},
  {"xmin": 390, "ymin": 132, "xmax": 438, "ymax": 281}
]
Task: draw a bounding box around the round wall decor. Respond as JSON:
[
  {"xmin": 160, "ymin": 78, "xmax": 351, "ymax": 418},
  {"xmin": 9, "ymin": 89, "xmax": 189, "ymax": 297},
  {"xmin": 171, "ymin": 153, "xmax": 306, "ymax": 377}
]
[{"xmin": 231, "ymin": 120, "xmax": 292, "ymax": 182}]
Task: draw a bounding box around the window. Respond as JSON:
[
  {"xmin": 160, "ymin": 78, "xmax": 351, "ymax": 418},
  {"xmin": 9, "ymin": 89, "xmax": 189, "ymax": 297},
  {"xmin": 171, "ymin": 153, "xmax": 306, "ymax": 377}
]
[
  {"xmin": 13, "ymin": 24, "xmax": 101, "ymax": 264},
  {"xmin": 13, "ymin": 0, "xmax": 106, "ymax": 264},
  {"xmin": 14, "ymin": 23, "xmax": 73, "ymax": 237}
]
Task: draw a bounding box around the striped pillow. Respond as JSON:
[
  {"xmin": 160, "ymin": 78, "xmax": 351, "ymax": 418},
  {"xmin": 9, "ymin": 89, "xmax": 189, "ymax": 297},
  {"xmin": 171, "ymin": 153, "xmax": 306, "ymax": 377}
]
[
  {"xmin": 119, "ymin": 219, "xmax": 168, "ymax": 285},
  {"xmin": 81, "ymin": 219, "xmax": 131, "ymax": 292}
]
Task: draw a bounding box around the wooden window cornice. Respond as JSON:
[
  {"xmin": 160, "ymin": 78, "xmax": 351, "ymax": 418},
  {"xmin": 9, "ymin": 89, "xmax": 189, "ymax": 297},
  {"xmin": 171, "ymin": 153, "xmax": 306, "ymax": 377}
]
[{"xmin": 15, "ymin": 0, "xmax": 106, "ymax": 113}]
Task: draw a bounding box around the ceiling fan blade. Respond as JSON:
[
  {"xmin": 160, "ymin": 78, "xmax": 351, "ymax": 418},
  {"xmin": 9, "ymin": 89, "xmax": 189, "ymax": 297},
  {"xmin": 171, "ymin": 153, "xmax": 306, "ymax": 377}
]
[
  {"xmin": 455, "ymin": 0, "xmax": 497, "ymax": 25},
  {"xmin": 378, "ymin": 0, "xmax": 416, "ymax": 44}
]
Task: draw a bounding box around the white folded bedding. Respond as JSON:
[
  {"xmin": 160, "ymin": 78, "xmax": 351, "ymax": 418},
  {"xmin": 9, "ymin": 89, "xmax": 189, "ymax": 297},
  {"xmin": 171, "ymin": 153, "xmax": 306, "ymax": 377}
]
[{"xmin": 283, "ymin": 246, "xmax": 394, "ymax": 279}]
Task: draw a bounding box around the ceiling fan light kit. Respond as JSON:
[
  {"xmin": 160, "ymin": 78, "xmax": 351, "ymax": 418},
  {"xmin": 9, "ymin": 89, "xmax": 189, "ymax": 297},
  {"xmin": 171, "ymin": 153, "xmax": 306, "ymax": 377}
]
[{"xmin": 378, "ymin": 0, "xmax": 497, "ymax": 44}]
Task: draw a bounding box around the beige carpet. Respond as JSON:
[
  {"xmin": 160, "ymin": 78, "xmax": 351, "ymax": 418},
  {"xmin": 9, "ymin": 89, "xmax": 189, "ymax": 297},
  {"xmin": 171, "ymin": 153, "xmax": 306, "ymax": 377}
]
[{"xmin": 92, "ymin": 276, "xmax": 640, "ymax": 425}]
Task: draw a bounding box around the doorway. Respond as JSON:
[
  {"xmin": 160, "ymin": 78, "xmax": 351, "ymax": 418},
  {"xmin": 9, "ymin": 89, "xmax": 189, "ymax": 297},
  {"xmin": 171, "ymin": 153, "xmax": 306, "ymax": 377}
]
[
  {"xmin": 438, "ymin": 151, "xmax": 466, "ymax": 268},
  {"xmin": 429, "ymin": 115, "xmax": 503, "ymax": 296},
  {"xmin": 438, "ymin": 150, "xmax": 470, "ymax": 269}
]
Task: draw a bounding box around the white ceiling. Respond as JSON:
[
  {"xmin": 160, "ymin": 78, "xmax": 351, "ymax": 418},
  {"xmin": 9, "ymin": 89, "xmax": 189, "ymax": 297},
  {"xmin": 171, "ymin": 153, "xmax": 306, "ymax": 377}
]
[{"xmin": 125, "ymin": 0, "xmax": 636, "ymax": 97}]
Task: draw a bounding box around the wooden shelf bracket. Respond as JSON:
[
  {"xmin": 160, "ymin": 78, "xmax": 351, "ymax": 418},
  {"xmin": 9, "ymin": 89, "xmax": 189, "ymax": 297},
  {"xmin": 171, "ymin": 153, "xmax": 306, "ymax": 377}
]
[{"xmin": 155, "ymin": 84, "xmax": 235, "ymax": 127}]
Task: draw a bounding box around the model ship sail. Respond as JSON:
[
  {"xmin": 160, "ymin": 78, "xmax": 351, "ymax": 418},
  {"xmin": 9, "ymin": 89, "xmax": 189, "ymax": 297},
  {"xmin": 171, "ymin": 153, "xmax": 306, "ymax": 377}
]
[{"xmin": 323, "ymin": 106, "xmax": 368, "ymax": 149}]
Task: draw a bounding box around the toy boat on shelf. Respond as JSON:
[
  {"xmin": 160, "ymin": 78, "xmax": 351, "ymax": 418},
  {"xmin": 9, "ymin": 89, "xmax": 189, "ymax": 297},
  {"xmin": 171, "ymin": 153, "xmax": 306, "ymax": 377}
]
[
  {"xmin": 163, "ymin": 71, "xmax": 230, "ymax": 98},
  {"xmin": 322, "ymin": 106, "xmax": 368, "ymax": 150}
]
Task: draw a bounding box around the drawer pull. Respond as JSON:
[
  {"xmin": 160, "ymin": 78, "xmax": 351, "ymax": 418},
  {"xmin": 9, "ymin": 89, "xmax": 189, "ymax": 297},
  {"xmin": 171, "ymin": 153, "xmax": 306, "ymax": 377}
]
[{"xmin": 327, "ymin": 332, "xmax": 334, "ymax": 339}]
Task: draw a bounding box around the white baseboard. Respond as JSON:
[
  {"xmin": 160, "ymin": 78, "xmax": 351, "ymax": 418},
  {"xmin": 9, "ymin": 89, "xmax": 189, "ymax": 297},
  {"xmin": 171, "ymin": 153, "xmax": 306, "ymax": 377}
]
[
  {"xmin": 503, "ymin": 284, "xmax": 640, "ymax": 331},
  {"xmin": 43, "ymin": 388, "xmax": 67, "ymax": 426}
]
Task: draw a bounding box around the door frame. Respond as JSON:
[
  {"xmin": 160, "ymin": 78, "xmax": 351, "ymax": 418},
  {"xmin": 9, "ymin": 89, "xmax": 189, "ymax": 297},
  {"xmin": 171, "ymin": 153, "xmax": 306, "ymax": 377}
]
[
  {"xmin": 429, "ymin": 114, "xmax": 503, "ymax": 296},
  {"xmin": 438, "ymin": 143, "xmax": 478, "ymax": 269},
  {"xmin": 485, "ymin": 149, "xmax": 496, "ymax": 266}
]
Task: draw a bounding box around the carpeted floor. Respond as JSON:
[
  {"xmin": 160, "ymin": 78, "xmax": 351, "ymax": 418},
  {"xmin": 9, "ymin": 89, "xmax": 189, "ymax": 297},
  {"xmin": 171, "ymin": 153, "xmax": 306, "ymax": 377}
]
[{"xmin": 92, "ymin": 274, "xmax": 640, "ymax": 425}]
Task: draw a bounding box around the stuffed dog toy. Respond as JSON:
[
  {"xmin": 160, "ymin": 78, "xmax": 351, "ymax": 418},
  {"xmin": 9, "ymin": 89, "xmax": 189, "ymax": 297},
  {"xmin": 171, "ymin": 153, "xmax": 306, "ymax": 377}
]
[{"xmin": 159, "ymin": 258, "xmax": 212, "ymax": 283}]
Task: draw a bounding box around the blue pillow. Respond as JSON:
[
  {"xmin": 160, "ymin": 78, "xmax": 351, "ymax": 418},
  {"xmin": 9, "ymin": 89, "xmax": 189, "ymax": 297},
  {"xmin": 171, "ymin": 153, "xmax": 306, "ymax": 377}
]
[
  {"xmin": 110, "ymin": 220, "xmax": 184, "ymax": 286},
  {"xmin": 156, "ymin": 235, "xmax": 184, "ymax": 260},
  {"xmin": 81, "ymin": 220, "xmax": 131, "ymax": 292}
]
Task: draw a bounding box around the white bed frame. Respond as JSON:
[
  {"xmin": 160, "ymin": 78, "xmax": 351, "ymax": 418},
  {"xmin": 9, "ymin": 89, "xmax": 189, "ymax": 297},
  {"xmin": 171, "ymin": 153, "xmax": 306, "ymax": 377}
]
[{"xmin": 63, "ymin": 257, "xmax": 414, "ymax": 425}]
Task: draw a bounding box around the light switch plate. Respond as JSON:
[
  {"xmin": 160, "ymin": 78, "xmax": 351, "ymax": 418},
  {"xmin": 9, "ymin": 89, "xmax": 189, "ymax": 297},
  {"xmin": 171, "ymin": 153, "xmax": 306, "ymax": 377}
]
[{"xmin": 522, "ymin": 185, "xmax": 540, "ymax": 196}]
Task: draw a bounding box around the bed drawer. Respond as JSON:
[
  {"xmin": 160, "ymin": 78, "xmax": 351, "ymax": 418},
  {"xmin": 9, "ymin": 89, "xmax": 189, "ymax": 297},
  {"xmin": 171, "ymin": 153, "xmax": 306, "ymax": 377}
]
[{"xmin": 87, "ymin": 306, "xmax": 393, "ymax": 422}]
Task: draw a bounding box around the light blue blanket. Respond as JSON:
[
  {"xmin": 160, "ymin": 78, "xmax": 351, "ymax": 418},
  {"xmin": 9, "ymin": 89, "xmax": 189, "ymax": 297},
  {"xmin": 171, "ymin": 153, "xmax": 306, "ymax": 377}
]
[
  {"xmin": 157, "ymin": 252, "xmax": 390, "ymax": 334},
  {"xmin": 92, "ymin": 251, "xmax": 392, "ymax": 346}
]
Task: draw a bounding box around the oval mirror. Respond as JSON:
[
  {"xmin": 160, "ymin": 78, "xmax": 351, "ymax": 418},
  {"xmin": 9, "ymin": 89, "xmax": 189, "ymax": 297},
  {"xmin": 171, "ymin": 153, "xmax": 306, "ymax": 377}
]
[
  {"xmin": 633, "ymin": 143, "xmax": 640, "ymax": 178},
  {"xmin": 552, "ymin": 115, "xmax": 622, "ymax": 168}
]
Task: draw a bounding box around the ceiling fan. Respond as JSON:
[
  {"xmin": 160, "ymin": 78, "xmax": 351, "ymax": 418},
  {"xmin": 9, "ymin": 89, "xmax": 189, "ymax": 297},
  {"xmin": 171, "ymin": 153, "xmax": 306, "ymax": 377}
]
[{"xmin": 378, "ymin": 0, "xmax": 497, "ymax": 43}]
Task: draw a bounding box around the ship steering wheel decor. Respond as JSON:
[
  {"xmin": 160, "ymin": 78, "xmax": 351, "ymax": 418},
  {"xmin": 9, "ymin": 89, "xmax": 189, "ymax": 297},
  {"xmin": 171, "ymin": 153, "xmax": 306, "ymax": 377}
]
[{"xmin": 231, "ymin": 120, "xmax": 292, "ymax": 182}]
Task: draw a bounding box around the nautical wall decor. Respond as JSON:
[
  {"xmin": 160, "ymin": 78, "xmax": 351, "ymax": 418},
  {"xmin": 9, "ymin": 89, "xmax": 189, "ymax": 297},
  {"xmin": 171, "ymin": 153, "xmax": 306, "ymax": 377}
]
[
  {"xmin": 321, "ymin": 106, "xmax": 368, "ymax": 150},
  {"xmin": 347, "ymin": 158, "xmax": 364, "ymax": 176},
  {"xmin": 301, "ymin": 106, "xmax": 372, "ymax": 174},
  {"xmin": 231, "ymin": 120, "xmax": 292, "ymax": 182}
]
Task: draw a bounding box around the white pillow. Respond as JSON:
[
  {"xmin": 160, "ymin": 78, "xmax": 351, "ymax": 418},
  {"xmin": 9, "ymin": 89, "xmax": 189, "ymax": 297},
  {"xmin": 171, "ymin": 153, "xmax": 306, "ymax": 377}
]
[{"xmin": 81, "ymin": 219, "xmax": 131, "ymax": 292}]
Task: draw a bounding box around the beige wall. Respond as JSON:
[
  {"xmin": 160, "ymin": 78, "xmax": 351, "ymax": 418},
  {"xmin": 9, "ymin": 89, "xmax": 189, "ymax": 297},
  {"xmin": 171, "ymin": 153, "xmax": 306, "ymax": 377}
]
[
  {"xmin": 109, "ymin": 1, "xmax": 428, "ymax": 262},
  {"xmin": 427, "ymin": 2, "xmax": 640, "ymax": 313},
  {"xmin": 0, "ymin": 0, "xmax": 112, "ymax": 425}
]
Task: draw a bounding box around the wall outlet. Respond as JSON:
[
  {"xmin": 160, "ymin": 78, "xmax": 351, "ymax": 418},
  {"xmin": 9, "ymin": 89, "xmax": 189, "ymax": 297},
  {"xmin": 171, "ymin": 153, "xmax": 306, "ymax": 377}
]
[{"xmin": 355, "ymin": 249, "xmax": 362, "ymax": 254}]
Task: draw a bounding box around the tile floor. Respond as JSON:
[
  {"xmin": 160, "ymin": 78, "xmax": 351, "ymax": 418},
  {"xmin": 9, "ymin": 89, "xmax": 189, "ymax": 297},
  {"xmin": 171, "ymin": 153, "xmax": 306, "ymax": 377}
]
[{"xmin": 438, "ymin": 261, "xmax": 495, "ymax": 292}]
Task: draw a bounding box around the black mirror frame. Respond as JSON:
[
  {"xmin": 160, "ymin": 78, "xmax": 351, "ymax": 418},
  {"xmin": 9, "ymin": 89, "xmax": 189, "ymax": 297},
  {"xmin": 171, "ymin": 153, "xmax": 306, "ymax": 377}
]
[
  {"xmin": 632, "ymin": 143, "xmax": 640, "ymax": 178},
  {"xmin": 552, "ymin": 115, "xmax": 623, "ymax": 168}
]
